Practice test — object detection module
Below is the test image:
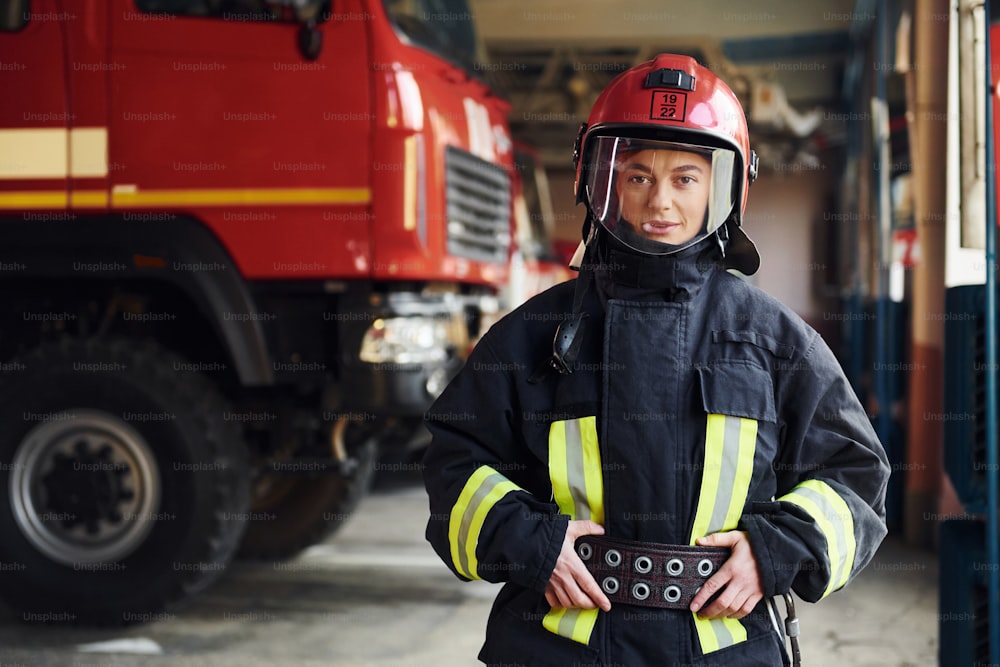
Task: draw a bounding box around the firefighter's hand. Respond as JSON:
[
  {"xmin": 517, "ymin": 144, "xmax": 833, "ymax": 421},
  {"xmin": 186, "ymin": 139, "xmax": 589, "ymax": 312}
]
[
  {"xmin": 690, "ymin": 530, "xmax": 763, "ymax": 620},
  {"xmin": 544, "ymin": 520, "xmax": 612, "ymax": 612}
]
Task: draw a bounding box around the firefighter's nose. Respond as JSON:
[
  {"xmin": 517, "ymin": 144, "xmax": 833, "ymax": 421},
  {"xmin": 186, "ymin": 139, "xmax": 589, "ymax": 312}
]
[{"xmin": 647, "ymin": 182, "xmax": 673, "ymax": 210}]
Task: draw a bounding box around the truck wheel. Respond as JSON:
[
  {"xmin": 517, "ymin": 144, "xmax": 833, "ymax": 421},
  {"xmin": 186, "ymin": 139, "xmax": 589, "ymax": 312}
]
[
  {"xmin": 238, "ymin": 421, "xmax": 377, "ymax": 560},
  {"xmin": 0, "ymin": 339, "xmax": 250, "ymax": 625}
]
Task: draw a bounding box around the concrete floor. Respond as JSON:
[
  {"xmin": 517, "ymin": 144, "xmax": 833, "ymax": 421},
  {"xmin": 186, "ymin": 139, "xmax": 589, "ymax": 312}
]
[{"xmin": 0, "ymin": 477, "xmax": 939, "ymax": 667}]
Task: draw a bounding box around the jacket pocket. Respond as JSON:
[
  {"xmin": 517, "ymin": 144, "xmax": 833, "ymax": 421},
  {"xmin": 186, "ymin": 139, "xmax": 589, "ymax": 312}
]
[
  {"xmin": 696, "ymin": 361, "xmax": 777, "ymax": 423},
  {"xmin": 712, "ymin": 329, "xmax": 795, "ymax": 360}
]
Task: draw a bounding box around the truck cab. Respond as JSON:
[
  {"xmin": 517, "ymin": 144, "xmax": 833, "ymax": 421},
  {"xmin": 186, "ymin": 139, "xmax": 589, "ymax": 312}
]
[{"xmin": 0, "ymin": 0, "xmax": 513, "ymax": 623}]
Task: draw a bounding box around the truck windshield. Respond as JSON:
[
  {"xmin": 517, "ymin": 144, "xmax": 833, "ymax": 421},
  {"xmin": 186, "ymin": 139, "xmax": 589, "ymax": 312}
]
[{"xmin": 383, "ymin": 0, "xmax": 481, "ymax": 77}]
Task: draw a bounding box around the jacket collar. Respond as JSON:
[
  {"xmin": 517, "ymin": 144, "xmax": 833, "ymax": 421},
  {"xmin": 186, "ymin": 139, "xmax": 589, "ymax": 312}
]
[{"xmin": 589, "ymin": 232, "xmax": 720, "ymax": 305}]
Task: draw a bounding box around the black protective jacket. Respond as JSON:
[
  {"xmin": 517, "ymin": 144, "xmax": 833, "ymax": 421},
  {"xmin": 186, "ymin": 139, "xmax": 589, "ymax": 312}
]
[{"xmin": 423, "ymin": 242, "xmax": 890, "ymax": 666}]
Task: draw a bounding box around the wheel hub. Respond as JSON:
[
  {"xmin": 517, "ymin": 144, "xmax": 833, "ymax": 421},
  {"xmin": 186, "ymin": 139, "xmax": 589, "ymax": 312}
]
[
  {"xmin": 42, "ymin": 440, "xmax": 133, "ymax": 534},
  {"xmin": 10, "ymin": 410, "xmax": 161, "ymax": 565}
]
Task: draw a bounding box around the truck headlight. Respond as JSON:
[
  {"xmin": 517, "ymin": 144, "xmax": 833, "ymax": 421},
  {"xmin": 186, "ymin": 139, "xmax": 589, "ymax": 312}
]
[{"xmin": 359, "ymin": 316, "xmax": 457, "ymax": 365}]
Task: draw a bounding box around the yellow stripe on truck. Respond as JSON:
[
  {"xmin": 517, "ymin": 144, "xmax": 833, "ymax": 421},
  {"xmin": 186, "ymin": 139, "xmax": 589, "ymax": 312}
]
[
  {"xmin": 0, "ymin": 190, "xmax": 68, "ymax": 208},
  {"xmin": 0, "ymin": 187, "xmax": 372, "ymax": 210},
  {"xmin": 110, "ymin": 186, "xmax": 371, "ymax": 207}
]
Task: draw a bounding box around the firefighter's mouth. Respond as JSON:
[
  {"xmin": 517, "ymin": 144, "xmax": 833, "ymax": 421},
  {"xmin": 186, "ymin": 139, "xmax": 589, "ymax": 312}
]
[{"xmin": 641, "ymin": 220, "xmax": 681, "ymax": 234}]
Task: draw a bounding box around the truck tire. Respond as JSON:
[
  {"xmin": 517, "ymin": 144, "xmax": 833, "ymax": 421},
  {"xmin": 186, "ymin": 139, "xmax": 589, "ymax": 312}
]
[
  {"xmin": 238, "ymin": 425, "xmax": 377, "ymax": 560},
  {"xmin": 0, "ymin": 339, "xmax": 250, "ymax": 625}
]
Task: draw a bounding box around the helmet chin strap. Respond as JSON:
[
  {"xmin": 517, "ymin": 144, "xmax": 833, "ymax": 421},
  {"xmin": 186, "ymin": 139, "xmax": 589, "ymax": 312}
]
[
  {"xmin": 545, "ymin": 218, "xmax": 600, "ymax": 376},
  {"xmin": 714, "ymin": 216, "xmax": 730, "ymax": 258}
]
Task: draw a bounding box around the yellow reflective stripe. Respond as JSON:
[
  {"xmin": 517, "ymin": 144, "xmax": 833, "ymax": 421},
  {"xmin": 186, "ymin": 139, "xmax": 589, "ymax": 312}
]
[
  {"xmin": 70, "ymin": 190, "xmax": 109, "ymax": 207},
  {"xmin": 690, "ymin": 414, "xmax": 757, "ymax": 542},
  {"xmin": 559, "ymin": 416, "xmax": 605, "ymax": 522},
  {"xmin": 694, "ymin": 615, "xmax": 748, "ymax": 653},
  {"xmin": 542, "ymin": 606, "xmax": 599, "ymax": 645},
  {"xmin": 689, "ymin": 414, "xmax": 727, "ymax": 542},
  {"xmin": 447, "ymin": 465, "xmax": 520, "ymax": 580},
  {"xmin": 548, "ymin": 420, "xmax": 576, "ymax": 517},
  {"xmin": 402, "ymin": 134, "xmax": 417, "ymax": 230},
  {"xmin": 780, "ymin": 479, "xmax": 857, "ymax": 598},
  {"xmin": 0, "ymin": 191, "xmax": 67, "ymax": 208},
  {"xmin": 544, "ymin": 416, "xmax": 604, "ymax": 646},
  {"xmin": 0, "ymin": 187, "xmax": 372, "ymax": 210},
  {"xmin": 689, "ymin": 413, "xmax": 757, "ymax": 655},
  {"xmin": 547, "ymin": 416, "xmax": 604, "ymax": 523},
  {"xmin": 110, "ymin": 186, "xmax": 371, "ymax": 207},
  {"xmin": 579, "ymin": 417, "xmax": 605, "ymax": 526}
]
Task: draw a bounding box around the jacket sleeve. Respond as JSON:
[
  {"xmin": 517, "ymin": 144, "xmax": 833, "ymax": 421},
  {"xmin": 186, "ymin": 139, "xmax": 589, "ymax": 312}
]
[
  {"xmin": 422, "ymin": 334, "xmax": 567, "ymax": 592},
  {"xmin": 740, "ymin": 332, "xmax": 890, "ymax": 603}
]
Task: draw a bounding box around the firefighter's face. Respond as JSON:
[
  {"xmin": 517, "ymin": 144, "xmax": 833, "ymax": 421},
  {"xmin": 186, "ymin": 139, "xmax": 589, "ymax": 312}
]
[{"xmin": 615, "ymin": 148, "xmax": 712, "ymax": 246}]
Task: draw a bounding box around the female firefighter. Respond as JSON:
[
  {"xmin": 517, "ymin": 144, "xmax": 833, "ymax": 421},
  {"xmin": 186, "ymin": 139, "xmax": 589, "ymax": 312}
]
[{"xmin": 422, "ymin": 53, "xmax": 890, "ymax": 666}]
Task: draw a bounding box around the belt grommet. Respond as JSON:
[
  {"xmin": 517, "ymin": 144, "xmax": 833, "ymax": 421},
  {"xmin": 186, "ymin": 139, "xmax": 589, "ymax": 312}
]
[
  {"xmin": 631, "ymin": 582, "xmax": 650, "ymax": 601},
  {"xmin": 666, "ymin": 557, "xmax": 684, "ymax": 576},
  {"xmin": 577, "ymin": 542, "xmax": 593, "ymax": 561},
  {"xmin": 602, "ymin": 576, "xmax": 620, "ymax": 595},
  {"xmin": 663, "ymin": 584, "xmax": 682, "ymax": 603},
  {"xmin": 605, "ymin": 549, "xmax": 622, "ymax": 567},
  {"xmin": 697, "ymin": 558, "xmax": 715, "ymax": 577},
  {"xmin": 634, "ymin": 555, "xmax": 652, "ymax": 573}
]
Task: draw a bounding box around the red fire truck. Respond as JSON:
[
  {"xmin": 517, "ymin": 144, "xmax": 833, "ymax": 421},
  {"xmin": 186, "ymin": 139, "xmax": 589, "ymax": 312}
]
[{"xmin": 0, "ymin": 0, "xmax": 513, "ymax": 623}]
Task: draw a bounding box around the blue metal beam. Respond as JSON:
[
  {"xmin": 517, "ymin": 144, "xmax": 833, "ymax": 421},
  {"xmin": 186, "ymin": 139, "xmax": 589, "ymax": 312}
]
[
  {"xmin": 873, "ymin": 0, "xmax": 892, "ymax": 485},
  {"xmin": 720, "ymin": 30, "xmax": 850, "ymax": 63},
  {"xmin": 983, "ymin": 4, "xmax": 1000, "ymax": 662}
]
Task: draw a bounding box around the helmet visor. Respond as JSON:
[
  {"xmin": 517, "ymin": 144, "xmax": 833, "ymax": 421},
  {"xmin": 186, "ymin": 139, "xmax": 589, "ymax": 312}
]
[{"xmin": 583, "ymin": 137, "xmax": 737, "ymax": 255}]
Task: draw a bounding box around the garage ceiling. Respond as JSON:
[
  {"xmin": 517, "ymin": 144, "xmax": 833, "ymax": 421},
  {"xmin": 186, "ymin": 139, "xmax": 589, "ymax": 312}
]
[{"xmin": 469, "ymin": 0, "xmax": 874, "ymax": 170}]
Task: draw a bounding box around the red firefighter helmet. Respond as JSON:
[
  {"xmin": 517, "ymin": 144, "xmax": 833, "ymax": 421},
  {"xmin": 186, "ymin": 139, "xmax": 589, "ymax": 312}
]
[{"xmin": 573, "ymin": 53, "xmax": 760, "ymax": 273}]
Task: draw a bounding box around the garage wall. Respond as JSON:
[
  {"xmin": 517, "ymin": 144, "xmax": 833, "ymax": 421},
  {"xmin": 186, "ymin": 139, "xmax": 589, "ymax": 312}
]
[{"xmin": 745, "ymin": 168, "xmax": 836, "ymax": 326}]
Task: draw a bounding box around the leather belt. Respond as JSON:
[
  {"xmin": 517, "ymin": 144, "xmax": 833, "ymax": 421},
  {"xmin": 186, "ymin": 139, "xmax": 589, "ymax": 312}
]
[{"xmin": 575, "ymin": 535, "xmax": 730, "ymax": 610}]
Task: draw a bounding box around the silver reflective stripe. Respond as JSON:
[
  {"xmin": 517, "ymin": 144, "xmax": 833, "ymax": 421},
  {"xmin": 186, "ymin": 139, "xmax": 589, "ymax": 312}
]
[
  {"xmin": 564, "ymin": 418, "xmax": 591, "ymax": 520},
  {"xmin": 706, "ymin": 415, "xmax": 744, "ymax": 534}
]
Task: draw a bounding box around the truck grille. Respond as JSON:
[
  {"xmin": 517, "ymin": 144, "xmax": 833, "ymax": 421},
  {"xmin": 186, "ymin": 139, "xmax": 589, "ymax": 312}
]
[{"xmin": 445, "ymin": 146, "xmax": 511, "ymax": 263}]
